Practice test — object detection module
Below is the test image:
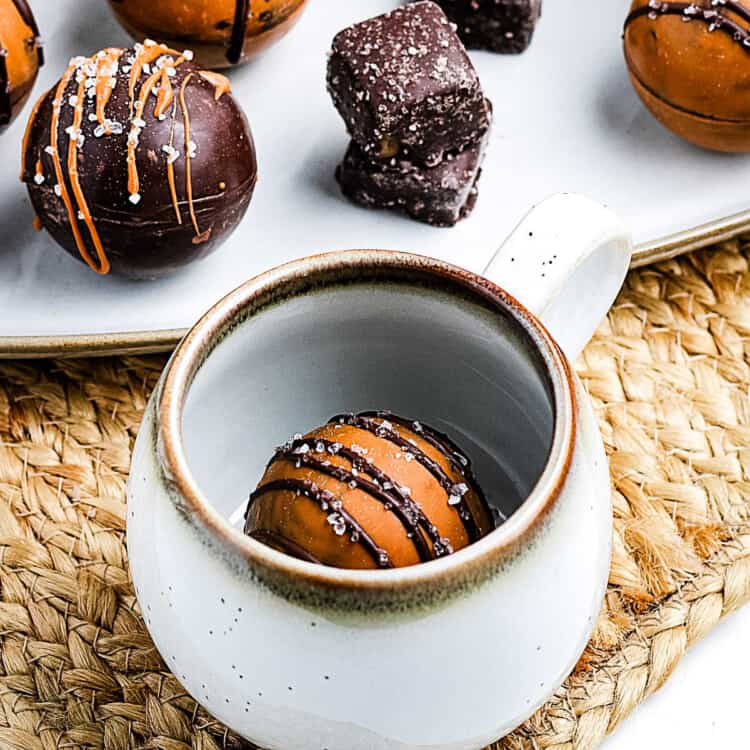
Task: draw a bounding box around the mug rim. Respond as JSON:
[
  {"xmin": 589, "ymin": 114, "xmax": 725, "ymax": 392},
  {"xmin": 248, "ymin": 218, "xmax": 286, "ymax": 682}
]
[{"xmin": 156, "ymin": 249, "xmax": 577, "ymax": 597}]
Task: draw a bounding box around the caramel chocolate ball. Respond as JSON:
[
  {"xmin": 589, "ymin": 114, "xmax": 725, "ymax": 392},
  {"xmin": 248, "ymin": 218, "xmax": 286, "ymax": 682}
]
[
  {"xmin": 107, "ymin": 0, "xmax": 308, "ymax": 69},
  {"xmin": 20, "ymin": 42, "xmax": 257, "ymax": 279},
  {"xmin": 244, "ymin": 412, "xmax": 496, "ymax": 570},
  {"xmin": 624, "ymin": 0, "xmax": 750, "ymax": 152},
  {"xmin": 0, "ymin": 0, "xmax": 43, "ymax": 133}
]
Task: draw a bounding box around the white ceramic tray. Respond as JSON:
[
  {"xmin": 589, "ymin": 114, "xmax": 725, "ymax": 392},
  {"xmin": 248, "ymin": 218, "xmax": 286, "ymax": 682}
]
[{"xmin": 2, "ymin": 0, "xmax": 750, "ymax": 357}]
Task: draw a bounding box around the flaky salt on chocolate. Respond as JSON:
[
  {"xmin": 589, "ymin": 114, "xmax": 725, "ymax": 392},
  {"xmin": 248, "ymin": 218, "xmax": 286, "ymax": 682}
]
[
  {"xmin": 336, "ymin": 103, "xmax": 491, "ymax": 227},
  {"xmin": 326, "ymin": 1, "xmax": 490, "ymax": 167},
  {"xmin": 437, "ymin": 0, "xmax": 542, "ymax": 54},
  {"xmin": 434, "ymin": 0, "xmax": 542, "ymax": 53}
]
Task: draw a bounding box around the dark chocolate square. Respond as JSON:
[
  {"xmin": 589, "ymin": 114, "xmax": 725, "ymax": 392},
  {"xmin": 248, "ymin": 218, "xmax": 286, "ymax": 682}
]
[
  {"xmin": 335, "ymin": 112, "xmax": 491, "ymax": 227},
  {"xmin": 327, "ymin": 1, "xmax": 490, "ymax": 167},
  {"xmin": 434, "ymin": 0, "xmax": 542, "ymax": 53}
]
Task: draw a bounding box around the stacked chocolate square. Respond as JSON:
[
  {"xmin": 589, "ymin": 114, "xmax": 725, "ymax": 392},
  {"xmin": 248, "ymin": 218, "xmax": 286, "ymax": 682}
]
[{"xmin": 326, "ymin": 1, "xmax": 492, "ymax": 227}]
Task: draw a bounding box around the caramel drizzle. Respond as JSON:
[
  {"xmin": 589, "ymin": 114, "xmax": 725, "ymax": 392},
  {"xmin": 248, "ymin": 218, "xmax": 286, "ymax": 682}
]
[
  {"xmin": 250, "ymin": 478, "xmax": 394, "ymax": 568},
  {"xmin": 19, "ymin": 89, "xmax": 45, "ymax": 178},
  {"xmin": 625, "ymin": 1, "xmax": 750, "ymax": 47},
  {"xmin": 126, "ymin": 47, "xmax": 187, "ymax": 198},
  {"xmin": 94, "ymin": 48, "xmax": 123, "ymax": 127},
  {"xmin": 198, "ymin": 70, "xmax": 232, "ymax": 100},
  {"xmin": 228, "ymin": 0, "xmax": 251, "ymax": 65},
  {"xmin": 67, "ymin": 68, "xmax": 110, "ymax": 274},
  {"xmin": 178, "ymin": 72, "xmax": 200, "ymax": 236},
  {"xmin": 47, "ymin": 61, "xmax": 111, "ymax": 274},
  {"xmin": 166, "ymin": 100, "xmax": 181, "ymax": 224},
  {"xmin": 332, "ymin": 413, "xmax": 485, "ymax": 543}
]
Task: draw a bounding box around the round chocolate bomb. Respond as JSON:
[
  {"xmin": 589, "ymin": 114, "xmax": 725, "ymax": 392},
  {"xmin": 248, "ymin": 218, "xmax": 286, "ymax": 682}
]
[
  {"xmin": 21, "ymin": 42, "xmax": 257, "ymax": 278},
  {"xmin": 0, "ymin": 0, "xmax": 43, "ymax": 134},
  {"xmin": 107, "ymin": 0, "xmax": 308, "ymax": 69},
  {"xmin": 244, "ymin": 412, "xmax": 496, "ymax": 570},
  {"xmin": 624, "ymin": 0, "xmax": 750, "ymax": 152}
]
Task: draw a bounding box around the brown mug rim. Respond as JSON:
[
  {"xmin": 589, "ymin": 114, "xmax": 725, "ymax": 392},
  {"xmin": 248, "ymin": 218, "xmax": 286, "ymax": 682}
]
[{"xmin": 155, "ymin": 250, "xmax": 577, "ymax": 603}]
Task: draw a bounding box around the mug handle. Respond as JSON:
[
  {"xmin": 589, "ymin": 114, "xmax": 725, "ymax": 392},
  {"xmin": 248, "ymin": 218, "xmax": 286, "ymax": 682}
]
[{"xmin": 482, "ymin": 193, "xmax": 633, "ymax": 361}]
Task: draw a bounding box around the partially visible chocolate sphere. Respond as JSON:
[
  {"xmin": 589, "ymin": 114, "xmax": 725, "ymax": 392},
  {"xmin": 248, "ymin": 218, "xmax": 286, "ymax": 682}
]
[
  {"xmin": 245, "ymin": 412, "xmax": 496, "ymax": 570},
  {"xmin": 107, "ymin": 0, "xmax": 308, "ymax": 69},
  {"xmin": 21, "ymin": 42, "xmax": 257, "ymax": 279},
  {"xmin": 0, "ymin": 0, "xmax": 43, "ymax": 133},
  {"xmin": 624, "ymin": 0, "xmax": 750, "ymax": 152}
]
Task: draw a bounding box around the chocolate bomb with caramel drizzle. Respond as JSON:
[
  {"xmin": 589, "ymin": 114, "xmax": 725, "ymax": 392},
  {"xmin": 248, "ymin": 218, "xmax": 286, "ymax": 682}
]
[
  {"xmin": 107, "ymin": 0, "xmax": 309, "ymax": 69},
  {"xmin": 244, "ymin": 412, "xmax": 496, "ymax": 570},
  {"xmin": 624, "ymin": 0, "xmax": 750, "ymax": 151},
  {"xmin": 0, "ymin": 0, "xmax": 43, "ymax": 134},
  {"xmin": 20, "ymin": 41, "xmax": 257, "ymax": 278}
]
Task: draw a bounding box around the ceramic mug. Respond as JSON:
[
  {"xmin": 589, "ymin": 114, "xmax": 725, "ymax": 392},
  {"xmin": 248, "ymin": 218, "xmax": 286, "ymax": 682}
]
[{"xmin": 128, "ymin": 193, "xmax": 632, "ymax": 750}]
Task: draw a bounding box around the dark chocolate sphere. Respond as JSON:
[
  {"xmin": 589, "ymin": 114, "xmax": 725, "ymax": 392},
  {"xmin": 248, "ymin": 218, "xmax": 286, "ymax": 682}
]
[
  {"xmin": 0, "ymin": 0, "xmax": 43, "ymax": 133},
  {"xmin": 245, "ymin": 412, "xmax": 496, "ymax": 570},
  {"xmin": 21, "ymin": 42, "xmax": 257, "ymax": 278},
  {"xmin": 624, "ymin": 0, "xmax": 750, "ymax": 152},
  {"xmin": 107, "ymin": 0, "xmax": 308, "ymax": 69}
]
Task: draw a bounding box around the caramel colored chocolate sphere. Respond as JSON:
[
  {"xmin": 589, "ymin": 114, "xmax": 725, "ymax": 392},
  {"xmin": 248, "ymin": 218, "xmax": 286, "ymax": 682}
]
[
  {"xmin": 624, "ymin": 0, "xmax": 750, "ymax": 152},
  {"xmin": 21, "ymin": 42, "xmax": 257, "ymax": 279},
  {"xmin": 244, "ymin": 412, "xmax": 496, "ymax": 570},
  {"xmin": 107, "ymin": 0, "xmax": 308, "ymax": 69},
  {"xmin": 0, "ymin": 0, "xmax": 43, "ymax": 133}
]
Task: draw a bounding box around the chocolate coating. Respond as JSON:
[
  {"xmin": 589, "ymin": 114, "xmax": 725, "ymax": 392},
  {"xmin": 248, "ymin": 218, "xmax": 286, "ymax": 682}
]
[
  {"xmin": 0, "ymin": 0, "xmax": 43, "ymax": 133},
  {"xmin": 336, "ymin": 107, "xmax": 491, "ymax": 227},
  {"xmin": 107, "ymin": 0, "xmax": 308, "ymax": 69},
  {"xmin": 245, "ymin": 412, "xmax": 496, "ymax": 570},
  {"xmin": 21, "ymin": 43, "xmax": 257, "ymax": 279},
  {"xmin": 432, "ymin": 0, "xmax": 542, "ymax": 53},
  {"xmin": 624, "ymin": 0, "xmax": 750, "ymax": 151},
  {"xmin": 327, "ymin": 1, "xmax": 490, "ymax": 168}
]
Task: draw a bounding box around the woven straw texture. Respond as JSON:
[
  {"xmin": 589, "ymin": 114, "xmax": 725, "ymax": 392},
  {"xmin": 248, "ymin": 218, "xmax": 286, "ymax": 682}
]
[{"xmin": 1, "ymin": 242, "xmax": 750, "ymax": 750}]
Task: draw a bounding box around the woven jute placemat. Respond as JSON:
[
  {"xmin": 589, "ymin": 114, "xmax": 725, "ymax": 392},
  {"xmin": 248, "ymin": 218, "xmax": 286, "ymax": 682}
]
[{"xmin": 2, "ymin": 242, "xmax": 750, "ymax": 750}]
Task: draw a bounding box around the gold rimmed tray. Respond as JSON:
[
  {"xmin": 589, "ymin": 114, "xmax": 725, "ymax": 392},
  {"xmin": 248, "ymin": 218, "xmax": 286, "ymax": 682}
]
[
  {"xmin": 3, "ymin": 228, "xmax": 748, "ymax": 358},
  {"xmin": 5, "ymin": 0, "xmax": 750, "ymax": 358}
]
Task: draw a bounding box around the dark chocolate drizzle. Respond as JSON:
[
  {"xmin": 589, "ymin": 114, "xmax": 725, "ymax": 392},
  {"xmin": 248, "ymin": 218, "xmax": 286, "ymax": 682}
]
[
  {"xmin": 331, "ymin": 412, "xmax": 484, "ymax": 543},
  {"xmin": 625, "ymin": 1, "xmax": 750, "ymax": 49},
  {"xmin": 271, "ymin": 437, "xmax": 449, "ymax": 562},
  {"xmin": 228, "ymin": 0, "xmax": 251, "ymax": 65},
  {"xmin": 0, "ymin": 50, "xmax": 9, "ymax": 126},
  {"xmin": 249, "ymin": 478, "xmax": 394, "ymax": 568},
  {"xmin": 248, "ymin": 529, "xmax": 323, "ymax": 564},
  {"xmin": 11, "ymin": 0, "xmax": 43, "ymax": 66}
]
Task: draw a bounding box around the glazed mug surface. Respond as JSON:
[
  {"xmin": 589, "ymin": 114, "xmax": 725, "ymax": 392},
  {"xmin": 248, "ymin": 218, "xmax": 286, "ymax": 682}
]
[{"xmin": 128, "ymin": 193, "xmax": 632, "ymax": 750}]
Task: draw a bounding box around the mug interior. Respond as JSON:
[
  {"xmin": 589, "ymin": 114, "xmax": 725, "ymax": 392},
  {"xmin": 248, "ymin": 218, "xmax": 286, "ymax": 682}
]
[{"xmin": 181, "ymin": 269, "xmax": 556, "ymax": 534}]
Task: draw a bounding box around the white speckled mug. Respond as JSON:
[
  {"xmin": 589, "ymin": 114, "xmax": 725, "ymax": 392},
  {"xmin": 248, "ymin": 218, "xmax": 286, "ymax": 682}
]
[{"xmin": 128, "ymin": 193, "xmax": 632, "ymax": 750}]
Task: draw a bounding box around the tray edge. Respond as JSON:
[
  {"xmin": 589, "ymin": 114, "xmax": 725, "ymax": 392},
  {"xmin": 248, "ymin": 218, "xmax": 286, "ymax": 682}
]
[{"xmin": 3, "ymin": 210, "xmax": 750, "ymax": 359}]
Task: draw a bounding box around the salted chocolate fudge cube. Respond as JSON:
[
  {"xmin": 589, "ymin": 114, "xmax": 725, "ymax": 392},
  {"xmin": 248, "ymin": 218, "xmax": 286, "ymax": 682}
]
[
  {"xmin": 327, "ymin": 1, "xmax": 490, "ymax": 167},
  {"xmin": 335, "ymin": 114, "xmax": 491, "ymax": 227},
  {"xmin": 435, "ymin": 0, "xmax": 542, "ymax": 53}
]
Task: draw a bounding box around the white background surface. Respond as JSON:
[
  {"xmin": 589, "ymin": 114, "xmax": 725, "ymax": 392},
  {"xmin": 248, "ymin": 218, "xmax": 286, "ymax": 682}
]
[
  {"xmin": 603, "ymin": 605, "xmax": 750, "ymax": 749},
  {"xmin": 4, "ymin": 0, "xmax": 750, "ymax": 338}
]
